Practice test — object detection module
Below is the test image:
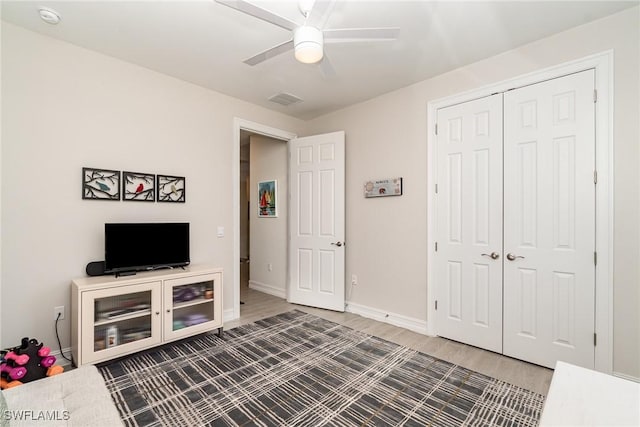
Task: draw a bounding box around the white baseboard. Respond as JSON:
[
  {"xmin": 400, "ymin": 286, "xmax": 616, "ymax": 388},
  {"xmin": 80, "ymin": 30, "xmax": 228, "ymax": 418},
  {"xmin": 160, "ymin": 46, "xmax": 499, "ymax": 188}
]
[
  {"xmin": 50, "ymin": 347, "xmax": 73, "ymax": 368},
  {"xmin": 613, "ymin": 371, "xmax": 640, "ymax": 383},
  {"xmin": 345, "ymin": 301, "xmax": 430, "ymax": 335},
  {"xmin": 223, "ymin": 308, "xmax": 236, "ymax": 323},
  {"xmin": 248, "ymin": 280, "xmax": 286, "ymax": 299}
]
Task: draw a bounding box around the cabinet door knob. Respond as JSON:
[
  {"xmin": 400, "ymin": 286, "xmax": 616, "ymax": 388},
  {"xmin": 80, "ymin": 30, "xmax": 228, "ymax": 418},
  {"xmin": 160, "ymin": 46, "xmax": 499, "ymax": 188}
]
[
  {"xmin": 166, "ymin": 309, "xmax": 171, "ymax": 313},
  {"xmin": 155, "ymin": 311, "xmax": 160, "ymax": 315}
]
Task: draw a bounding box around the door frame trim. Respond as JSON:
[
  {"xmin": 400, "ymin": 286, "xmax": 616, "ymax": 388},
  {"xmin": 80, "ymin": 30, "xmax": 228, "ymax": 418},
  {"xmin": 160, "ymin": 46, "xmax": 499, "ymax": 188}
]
[
  {"xmin": 232, "ymin": 118, "xmax": 297, "ymax": 321},
  {"xmin": 426, "ymin": 50, "xmax": 614, "ymax": 373}
]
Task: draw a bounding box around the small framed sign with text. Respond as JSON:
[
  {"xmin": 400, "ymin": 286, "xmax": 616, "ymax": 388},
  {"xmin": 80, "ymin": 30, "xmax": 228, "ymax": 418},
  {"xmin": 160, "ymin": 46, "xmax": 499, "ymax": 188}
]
[{"xmin": 364, "ymin": 177, "xmax": 403, "ymax": 198}]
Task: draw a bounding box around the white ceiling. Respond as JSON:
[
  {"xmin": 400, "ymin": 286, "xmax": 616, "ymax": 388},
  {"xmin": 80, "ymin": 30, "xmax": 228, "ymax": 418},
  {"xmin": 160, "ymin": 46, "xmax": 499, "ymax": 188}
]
[{"xmin": 2, "ymin": 0, "xmax": 637, "ymax": 120}]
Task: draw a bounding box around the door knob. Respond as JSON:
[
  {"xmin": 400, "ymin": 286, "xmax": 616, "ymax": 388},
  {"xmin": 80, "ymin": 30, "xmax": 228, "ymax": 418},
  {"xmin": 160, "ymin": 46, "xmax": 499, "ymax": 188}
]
[
  {"xmin": 331, "ymin": 242, "xmax": 343, "ymax": 247},
  {"xmin": 506, "ymin": 253, "xmax": 525, "ymax": 261},
  {"xmin": 481, "ymin": 252, "xmax": 500, "ymax": 260}
]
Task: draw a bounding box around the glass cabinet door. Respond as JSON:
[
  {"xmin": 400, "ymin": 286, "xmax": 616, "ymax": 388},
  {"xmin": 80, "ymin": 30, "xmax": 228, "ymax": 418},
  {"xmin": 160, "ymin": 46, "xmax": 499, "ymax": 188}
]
[
  {"xmin": 81, "ymin": 281, "xmax": 162, "ymax": 364},
  {"xmin": 164, "ymin": 273, "xmax": 221, "ymax": 341}
]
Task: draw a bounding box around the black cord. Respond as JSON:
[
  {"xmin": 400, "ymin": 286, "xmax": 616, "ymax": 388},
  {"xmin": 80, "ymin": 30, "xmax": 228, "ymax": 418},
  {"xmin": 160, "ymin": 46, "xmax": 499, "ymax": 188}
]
[{"xmin": 55, "ymin": 313, "xmax": 75, "ymax": 367}]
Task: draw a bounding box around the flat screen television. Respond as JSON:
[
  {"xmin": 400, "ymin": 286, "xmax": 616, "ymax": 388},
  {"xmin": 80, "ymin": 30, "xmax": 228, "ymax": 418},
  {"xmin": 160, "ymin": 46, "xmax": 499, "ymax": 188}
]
[{"xmin": 104, "ymin": 223, "xmax": 190, "ymax": 275}]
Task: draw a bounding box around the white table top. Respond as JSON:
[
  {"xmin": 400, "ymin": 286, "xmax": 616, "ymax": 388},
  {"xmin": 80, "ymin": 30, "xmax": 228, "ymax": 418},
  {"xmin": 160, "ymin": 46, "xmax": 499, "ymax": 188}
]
[{"xmin": 540, "ymin": 361, "xmax": 640, "ymax": 426}]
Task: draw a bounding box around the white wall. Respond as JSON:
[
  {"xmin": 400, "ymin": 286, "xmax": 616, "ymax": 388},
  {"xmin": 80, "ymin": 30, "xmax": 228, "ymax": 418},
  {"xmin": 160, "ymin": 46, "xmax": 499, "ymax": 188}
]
[
  {"xmin": 305, "ymin": 7, "xmax": 640, "ymax": 378},
  {"xmin": 248, "ymin": 135, "xmax": 288, "ymax": 297},
  {"xmin": 0, "ymin": 22, "xmax": 304, "ymax": 352}
]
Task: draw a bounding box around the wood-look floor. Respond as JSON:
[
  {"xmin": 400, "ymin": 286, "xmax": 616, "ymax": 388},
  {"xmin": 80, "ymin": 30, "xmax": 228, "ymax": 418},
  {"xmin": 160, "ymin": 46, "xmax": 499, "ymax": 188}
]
[{"xmin": 225, "ymin": 264, "xmax": 553, "ymax": 396}]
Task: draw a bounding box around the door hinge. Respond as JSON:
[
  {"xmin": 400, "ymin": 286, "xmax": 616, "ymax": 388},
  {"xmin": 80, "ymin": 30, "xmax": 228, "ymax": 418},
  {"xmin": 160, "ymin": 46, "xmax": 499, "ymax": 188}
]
[
  {"xmin": 594, "ymin": 170, "xmax": 598, "ymax": 184},
  {"xmin": 435, "ymin": 123, "xmax": 438, "ymax": 135},
  {"xmin": 435, "ymin": 300, "xmax": 438, "ymax": 311},
  {"xmin": 594, "ymin": 251, "xmax": 597, "ymax": 265},
  {"xmin": 435, "ymin": 242, "xmax": 438, "ymax": 252},
  {"xmin": 435, "ymin": 183, "xmax": 438, "ymax": 194},
  {"xmin": 594, "ymin": 333, "xmax": 597, "ymax": 346},
  {"xmin": 593, "ymin": 89, "xmax": 598, "ymax": 103}
]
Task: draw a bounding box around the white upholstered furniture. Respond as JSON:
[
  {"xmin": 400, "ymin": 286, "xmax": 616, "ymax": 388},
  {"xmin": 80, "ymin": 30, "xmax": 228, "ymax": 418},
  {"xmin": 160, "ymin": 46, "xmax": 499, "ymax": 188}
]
[
  {"xmin": 540, "ymin": 361, "xmax": 640, "ymax": 426},
  {"xmin": 2, "ymin": 365, "xmax": 122, "ymax": 426}
]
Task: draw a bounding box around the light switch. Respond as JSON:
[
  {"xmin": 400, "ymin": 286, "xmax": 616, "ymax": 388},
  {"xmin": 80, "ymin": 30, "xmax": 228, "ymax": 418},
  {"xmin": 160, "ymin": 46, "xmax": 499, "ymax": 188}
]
[{"xmin": 217, "ymin": 226, "xmax": 224, "ymax": 237}]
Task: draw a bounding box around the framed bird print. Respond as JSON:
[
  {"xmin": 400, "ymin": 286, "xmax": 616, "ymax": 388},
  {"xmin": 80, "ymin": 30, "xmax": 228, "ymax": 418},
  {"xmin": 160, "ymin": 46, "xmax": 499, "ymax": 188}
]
[
  {"xmin": 157, "ymin": 174, "xmax": 185, "ymax": 203},
  {"xmin": 123, "ymin": 171, "xmax": 155, "ymax": 201},
  {"xmin": 82, "ymin": 167, "xmax": 121, "ymax": 200}
]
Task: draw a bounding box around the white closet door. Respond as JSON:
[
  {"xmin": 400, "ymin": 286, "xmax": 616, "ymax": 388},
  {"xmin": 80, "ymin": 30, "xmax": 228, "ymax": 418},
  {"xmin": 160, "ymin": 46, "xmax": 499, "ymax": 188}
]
[
  {"xmin": 503, "ymin": 70, "xmax": 596, "ymax": 369},
  {"xmin": 435, "ymin": 94, "xmax": 503, "ymax": 353}
]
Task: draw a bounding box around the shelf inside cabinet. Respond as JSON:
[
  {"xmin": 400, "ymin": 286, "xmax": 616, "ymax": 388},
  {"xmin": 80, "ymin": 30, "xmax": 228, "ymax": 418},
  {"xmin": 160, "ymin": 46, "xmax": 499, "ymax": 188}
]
[
  {"xmin": 94, "ymin": 309, "xmax": 152, "ymax": 326},
  {"xmin": 173, "ymin": 297, "xmax": 214, "ymax": 311}
]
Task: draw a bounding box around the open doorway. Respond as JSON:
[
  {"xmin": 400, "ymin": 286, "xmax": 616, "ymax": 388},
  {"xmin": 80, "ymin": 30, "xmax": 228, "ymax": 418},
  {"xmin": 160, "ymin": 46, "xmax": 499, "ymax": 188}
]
[
  {"xmin": 238, "ymin": 130, "xmax": 289, "ymax": 313},
  {"xmin": 233, "ymin": 120, "xmax": 347, "ymax": 319},
  {"xmin": 233, "ymin": 119, "xmax": 297, "ymax": 321}
]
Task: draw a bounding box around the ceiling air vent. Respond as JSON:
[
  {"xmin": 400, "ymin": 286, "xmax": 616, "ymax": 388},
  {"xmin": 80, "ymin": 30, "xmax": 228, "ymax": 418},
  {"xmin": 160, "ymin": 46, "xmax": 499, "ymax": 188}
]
[{"xmin": 268, "ymin": 92, "xmax": 303, "ymax": 106}]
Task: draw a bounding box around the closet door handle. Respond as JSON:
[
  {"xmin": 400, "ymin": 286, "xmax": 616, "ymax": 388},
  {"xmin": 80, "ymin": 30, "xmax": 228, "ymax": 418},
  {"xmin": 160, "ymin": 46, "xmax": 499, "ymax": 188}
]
[
  {"xmin": 481, "ymin": 252, "xmax": 500, "ymax": 260},
  {"xmin": 506, "ymin": 253, "xmax": 525, "ymax": 261}
]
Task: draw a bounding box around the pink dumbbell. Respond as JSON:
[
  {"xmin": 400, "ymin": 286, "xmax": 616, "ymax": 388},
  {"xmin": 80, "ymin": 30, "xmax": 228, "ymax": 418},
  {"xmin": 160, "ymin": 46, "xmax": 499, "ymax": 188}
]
[
  {"xmin": 40, "ymin": 355, "xmax": 56, "ymax": 368},
  {"xmin": 1, "ymin": 363, "xmax": 27, "ymax": 380},
  {"xmin": 38, "ymin": 347, "xmax": 51, "ymax": 357},
  {"xmin": 4, "ymin": 351, "xmax": 29, "ymax": 366}
]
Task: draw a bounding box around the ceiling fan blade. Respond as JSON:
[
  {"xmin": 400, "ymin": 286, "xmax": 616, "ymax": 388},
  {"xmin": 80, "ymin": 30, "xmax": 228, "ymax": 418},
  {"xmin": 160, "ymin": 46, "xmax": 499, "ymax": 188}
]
[
  {"xmin": 306, "ymin": 0, "xmax": 336, "ymax": 29},
  {"xmin": 215, "ymin": 0, "xmax": 298, "ymax": 31},
  {"xmin": 243, "ymin": 39, "xmax": 294, "ymax": 66},
  {"xmin": 318, "ymin": 54, "xmax": 336, "ymax": 78},
  {"xmin": 323, "ymin": 28, "xmax": 400, "ymax": 42}
]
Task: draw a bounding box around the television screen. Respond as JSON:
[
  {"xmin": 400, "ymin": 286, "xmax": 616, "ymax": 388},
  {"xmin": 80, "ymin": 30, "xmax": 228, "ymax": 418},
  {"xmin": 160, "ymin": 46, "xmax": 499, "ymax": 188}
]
[{"xmin": 104, "ymin": 223, "xmax": 190, "ymax": 274}]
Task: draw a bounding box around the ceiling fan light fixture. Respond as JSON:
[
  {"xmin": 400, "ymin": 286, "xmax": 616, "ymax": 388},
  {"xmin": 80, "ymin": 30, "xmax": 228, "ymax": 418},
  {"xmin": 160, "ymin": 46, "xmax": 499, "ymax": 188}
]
[{"xmin": 294, "ymin": 26, "xmax": 323, "ymax": 64}]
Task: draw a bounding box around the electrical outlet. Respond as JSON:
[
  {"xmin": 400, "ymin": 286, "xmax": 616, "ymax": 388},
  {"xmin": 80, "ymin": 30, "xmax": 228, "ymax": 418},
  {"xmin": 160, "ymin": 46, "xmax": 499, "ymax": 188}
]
[
  {"xmin": 351, "ymin": 274, "xmax": 358, "ymax": 285},
  {"xmin": 54, "ymin": 306, "xmax": 65, "ymax": 320}
]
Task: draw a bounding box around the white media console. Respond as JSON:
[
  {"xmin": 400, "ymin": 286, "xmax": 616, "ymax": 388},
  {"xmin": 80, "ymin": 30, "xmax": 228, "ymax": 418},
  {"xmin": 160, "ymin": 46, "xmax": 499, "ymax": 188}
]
[{"xmin": 71, "ymin": 264, "xmax": 223, "ymax": 366}]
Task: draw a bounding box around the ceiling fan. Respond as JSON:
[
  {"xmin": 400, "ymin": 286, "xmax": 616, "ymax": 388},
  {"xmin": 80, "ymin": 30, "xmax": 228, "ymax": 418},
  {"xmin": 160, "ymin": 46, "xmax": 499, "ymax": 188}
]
[{"xmin": 215, "ymin": 0, "xmax": 400, "ymax": 76}]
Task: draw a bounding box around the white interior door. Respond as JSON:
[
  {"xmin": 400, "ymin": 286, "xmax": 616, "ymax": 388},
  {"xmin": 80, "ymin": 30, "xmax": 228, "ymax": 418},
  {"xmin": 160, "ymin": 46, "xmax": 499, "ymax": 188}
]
[
  {"xmin": 289, "ymin": 131, "xmax": 345, "ymax": 311},
  {"xmin": 503, "ymin": 70, "xmax": 596, "ymax": 369},
  {"xmin": 435, "ymin": 94, "xmax": 503, "ymax": 353}
]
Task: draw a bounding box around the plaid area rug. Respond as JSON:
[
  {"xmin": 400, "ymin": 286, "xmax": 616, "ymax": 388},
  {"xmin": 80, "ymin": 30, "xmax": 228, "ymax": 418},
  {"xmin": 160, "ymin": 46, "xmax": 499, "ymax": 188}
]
[{"xmin": 99, "ymin": 310, "xmax": 545, "ymax": 426}]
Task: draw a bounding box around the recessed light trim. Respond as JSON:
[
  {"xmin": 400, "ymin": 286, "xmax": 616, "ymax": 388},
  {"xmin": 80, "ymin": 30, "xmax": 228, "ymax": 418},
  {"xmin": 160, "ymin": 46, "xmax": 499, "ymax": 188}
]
[{"xmin": 39, "ymin": 7, "xmax": 61, "ymax": 25}]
